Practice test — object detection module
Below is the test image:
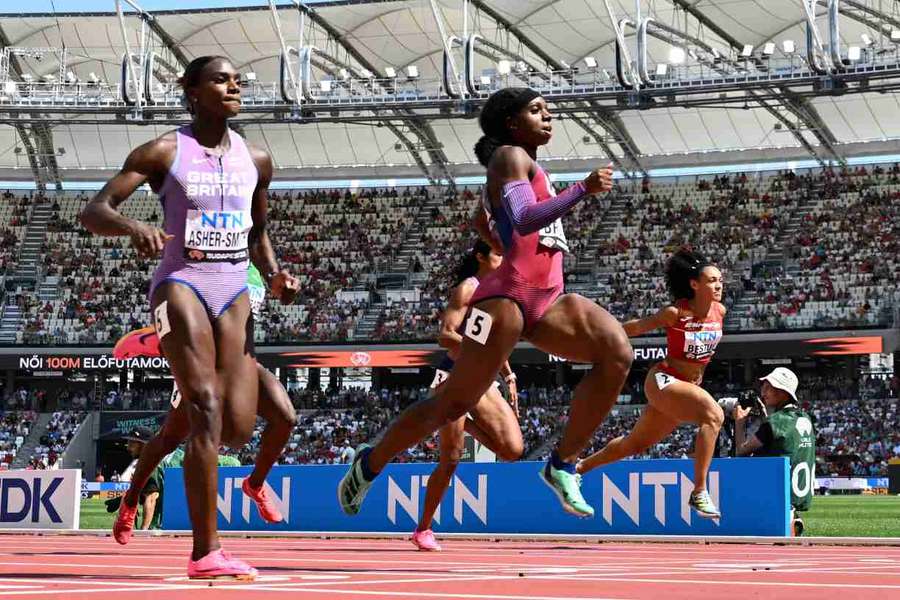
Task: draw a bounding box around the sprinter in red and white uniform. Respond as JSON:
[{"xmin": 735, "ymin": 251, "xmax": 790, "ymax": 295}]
[{"xmin": 577, "ymin": 248, "xmax": 726, "ymax": 518}]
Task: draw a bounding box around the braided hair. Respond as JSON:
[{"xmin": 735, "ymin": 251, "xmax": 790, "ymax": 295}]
[{"xmin": 665, "ymin": 247, "xmax": 714, "ymax": 300}]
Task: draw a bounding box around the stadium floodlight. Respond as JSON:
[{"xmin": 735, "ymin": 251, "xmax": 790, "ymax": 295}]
[
  {"xmin": 655, "ymin": 63, "xmax": 668, "ymax": 76},
  {"xmin": 669, "ymin": 47, "xmax": 686, "ymax": 64},
  {"xmin": 21, "ymin": 73, "xmax": 33, "ymax": 82},
  {"xmin": 497, "ymin": 60, "xmax": 511, "ymax": 75},
  {"xmin": 339, "ymin": 68, "xmax": 350, "ymax": 80},
  {"xmin": 762, "ymin": 42, "xmax": 776, "ymax": 56},
  {"xmin": 782, "ymin": 40, "xmax": 796, "ymax": 54},
  {"xmin": 861, "ymin": 33, "xmax": 873, "ymax": 47},
  {"xmin": 515, "ymin": 61, "xmax": 528, "ymax": 73},
  {"xmin": 42, "ymin": 74, "xmax": 56, "ymax": 82},
  {"xmin": 741, "ymin": 44, "xmax": 754, "ymax": 57},
  {"xmin": 406, "ymin": 65, "xmax": 419, "ymax": 79},
  {"xmin": 88, "ymin": 72, "xmax": 99, "ymax": 84},
  {"xmin": 479, "ymin": 75, "xmax": 491, "ymax": 86},
  {"xmin": 3, "ymin": 81, "xmax": 15, "ymax": 95},
  {"xmin": 244, "ymin": 72, "xmax": 257, "ymax": 82},
  {"xmin": 583, "ymin": 56, "xmax": 598, "ymax": 70},
  {"xmin": 65, "ymin": 71, "xmax": 77, "ymax": 83},
  {"xmin": 892, "ymin": 29, "xmax": 900, "ymax": 42},
  {"xmin": 319, "ymin": 80, "xmax": 332, "ymax": 92},
  {"xmin": 359, "ymin": 68, "xmax": 372, "ymax": 79},
  {"xmin": 384, "ymin": 67, "xmax": 397, "ymax": 78},
  {"xmin": 848, "ymin": 45, "xmax": 862, "ymax": 61}
]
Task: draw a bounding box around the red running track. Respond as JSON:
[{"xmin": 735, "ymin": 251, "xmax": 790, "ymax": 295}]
[{"xmin": 0, "ymin": 534, "xmax": 898, "ymax": 599}]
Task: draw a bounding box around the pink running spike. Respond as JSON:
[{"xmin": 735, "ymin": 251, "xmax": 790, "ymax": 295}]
[
  {"xmin": 187, "ymin": 549, "xmax": 258, "ymax": 581},
  {"xmin": 411, "ymin": 529, "xmax": 442, "ymax": 552},
  {"xmin": 242, "ymin": 478, "xmax": 284, "ymax": 523}
]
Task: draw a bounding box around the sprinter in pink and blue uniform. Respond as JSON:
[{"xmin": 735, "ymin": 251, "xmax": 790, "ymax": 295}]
[
  {"xmin": 81, "ymin": 56, "xmax": 298, "ymax": 581},
  {"xmin": 338, "ymin": 88, "xmax": 633, "ymax": 521}
]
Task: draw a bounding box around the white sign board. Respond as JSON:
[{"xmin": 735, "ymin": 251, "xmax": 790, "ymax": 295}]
[{"xmin": 0, "ymin": 469, "xmax": 81, "ymax": 529}]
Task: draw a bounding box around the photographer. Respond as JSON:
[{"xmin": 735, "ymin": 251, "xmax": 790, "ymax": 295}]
[{"xmin": 733, "ymin": 368, "xmax": 816, "ymax": 535}]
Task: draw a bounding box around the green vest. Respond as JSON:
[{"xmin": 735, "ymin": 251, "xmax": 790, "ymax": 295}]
[{"xmin": 757, "ymin": 405, "xmax": 816, "ymax": 512}]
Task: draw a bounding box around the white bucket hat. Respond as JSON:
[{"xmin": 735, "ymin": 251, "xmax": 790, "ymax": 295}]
[{"xmin": 759, "ymin": 367, "xmax": 799, "ymax": 402}]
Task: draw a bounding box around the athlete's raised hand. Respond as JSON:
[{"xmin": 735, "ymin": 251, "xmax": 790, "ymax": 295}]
[
  {"xmin": 269, "ymin": 270, "xmax": 300, "ymax": 305},
  {"xmin": 128, "ymin": 221, "xmax": 172, "ymax": 258},
  {"xmin": 583, "ymin": 162, "xmax": 614, "ymax": 195}
]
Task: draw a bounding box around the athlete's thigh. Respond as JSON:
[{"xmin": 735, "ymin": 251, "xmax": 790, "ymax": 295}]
[
  {"xmin": 434, "ymin": 297, "xmax": 524, "ymax": 415},
  {"xmin": 645, "ymin": 366, "xmax": 719, "ymax": 425},
  {"xmin": 625, "ymin": 404, "xmax": 681, "ymax": 449},
  {"xmin": 438, "ymin": 417, "xmax": 467, "ymax": 463},
  {"xmin": 212, "ymin": 294, "xmax": 258, "ymax": 434},
  {"xmin": 151, "ymin": 283, "xmax": 217, "ymax": 404},
  {"xmin": 527, "ymin": 293, "xmax": 630, "ymax": 364},
  {"xmin": 255, "ymin": 363, "xmax": 296, "ymax": 426},
  {"xmin": 466, "ymin": 385, "xmax": 522, "ymax": 451}
]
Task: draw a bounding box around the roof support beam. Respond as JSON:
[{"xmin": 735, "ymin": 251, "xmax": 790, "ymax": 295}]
[
  {"xmin": 294, "ymin": 3, "xmax": 454, "ymax": 185},
  {"xmin": 0, "ymin": 23, "xmax": 60, "ymax": 190},
  {"xmin": 469, "ymin": 0, "xmax": 645, "ymax": 175},
  {"xmin": 144, "ymin": 14, "xmax": 192, "ymax": 69},
  {"xmin": 663, "ymin": 3, "xmax": 843, "ymax": 165}
]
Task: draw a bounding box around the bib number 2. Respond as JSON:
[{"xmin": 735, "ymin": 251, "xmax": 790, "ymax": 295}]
[
  {"xmin": 654, "ymin": 371, "xmax": 677, "ymax": 390},
  {"xmin": 464, "ymin": 308, "xmax": 493, "ymax": 345}
]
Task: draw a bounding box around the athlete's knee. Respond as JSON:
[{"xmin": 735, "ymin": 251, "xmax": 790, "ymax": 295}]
[
  {"xmin": 183, "ymin": 384, "xmax": 222, "ymax": 431},
  {"xmin": 158, "ymin": 429, "xmax": 185, "ymax": 452},
  {"xmin": 495, "ymin": 436, "xmax": 524, "ymax": 462},
  {"xmin": 589, "ymin": 326, "xmax": 632, "ymax": 375},
  {"xmin": 440, "ymin": 448, "xmax": 463, "ymax": 470},
  {"xmin": 702, "ymin": 404, "xmax": 725, "ymax": 430},
  {"xmin": 280, "ymin": 408, "xmax": 299, "ymax": 432}
]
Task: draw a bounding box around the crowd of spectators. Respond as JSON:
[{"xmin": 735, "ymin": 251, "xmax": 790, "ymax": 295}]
[
  {"xmin": 25, "ymin": 410, "xmax": 85, "ymax": 470},
  {"xmin": 4, "ymin": 164, "xmax": 900, "ymax": 345},
  {"xmin": 739, "ymin": 166, "xmax": 900, "ymax": 330},
  {"xmin": 0, "ymin": 410, "xmax": 36, "ymax": 468}
]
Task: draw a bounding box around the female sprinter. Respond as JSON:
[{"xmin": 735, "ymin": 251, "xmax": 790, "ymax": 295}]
[
  {"xmin": 111, "ymin": 263, "xmax": 298, "ymax": 542},
  {"xmin": 339, "ymin": 87, "xmax": 632, "ymax": 519},
  {"xmin": 81, "ymin": 56, "xmax": 294, "ymax": 579},
  {"xmin": 576, "ymin": 248, "xmax": 726, "ymax": 517},
  {"xmin": 413, "ymin": 239, "xmax": 523, "ymax": 551}
]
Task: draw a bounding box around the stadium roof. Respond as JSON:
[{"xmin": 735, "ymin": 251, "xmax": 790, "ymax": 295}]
[{"xmin": 2, "ymin": 0, "xmax": 900, "ymax": 183}]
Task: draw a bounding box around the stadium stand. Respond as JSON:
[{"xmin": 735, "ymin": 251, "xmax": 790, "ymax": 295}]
[{"xmin": 5, "ymin": 165, "xmax": 895, "ymax": 346}]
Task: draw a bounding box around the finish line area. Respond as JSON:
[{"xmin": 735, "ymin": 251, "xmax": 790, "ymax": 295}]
[{"xmin": 0, "ymin": 533, "xmax": 898, "ymax": 599}]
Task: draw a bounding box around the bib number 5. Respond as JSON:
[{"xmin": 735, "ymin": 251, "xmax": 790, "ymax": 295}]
[{"xmin": 464, "ymin": 307, "xmax": 493, "ymax": 345}]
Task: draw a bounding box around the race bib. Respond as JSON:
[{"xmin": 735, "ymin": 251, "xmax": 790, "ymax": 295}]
[
  {"xmin": 430, "ymin": 369, "xmax": 450, "ymax": 389},
  {"xmin": 539, "ymin": 219, "xmax": 569, "ymax": 253},
  {"xmin": 154, "ymin": 301, "xmax": 172, "ymax": 340},
  {"xmin": 170, "ymin": 384, "xmax": 182, "ymax": 409},
  {"xmin": 654, "ymin": 371, "xmax": 677, "ymax": 390},
  {"xmin": 184, "ymin": 209, "xmax": 251, "ymax": 263},
  {"xmin": 464, "ymin": 307, "xmax": 493, "ymax": 345},
  {"xmin": 682, "ymin": 329, "xmax": 722, "ymax": 360}
]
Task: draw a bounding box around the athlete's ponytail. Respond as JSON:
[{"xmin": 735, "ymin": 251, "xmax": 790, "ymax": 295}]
[
  {"xmin": 474, "ymin": 136, "xmax": 503, "ymax": 167},
  {"xmin": 453, "ymin": 239, "xmax": 493, "ymax": 287},
  {"xmin": 665, "ymin": 247, "xmax": 713, "ymax": 300}
]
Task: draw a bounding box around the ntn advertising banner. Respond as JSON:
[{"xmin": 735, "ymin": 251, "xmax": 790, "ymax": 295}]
[
  {"xmin": 0, "ymin": 469, "xmax": 81, "ymax": 530},
  {"xmin": 163, "ymin": 458, "xmax": 790, "ymax": 536}
]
